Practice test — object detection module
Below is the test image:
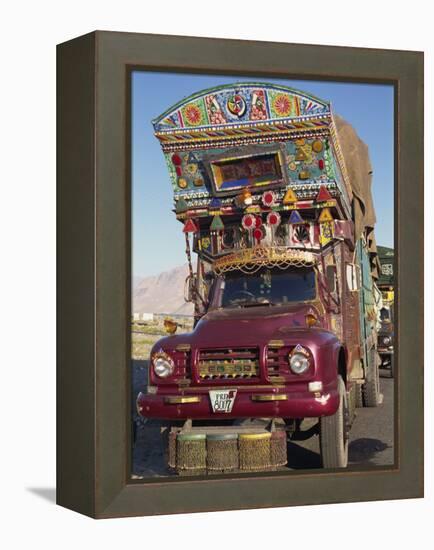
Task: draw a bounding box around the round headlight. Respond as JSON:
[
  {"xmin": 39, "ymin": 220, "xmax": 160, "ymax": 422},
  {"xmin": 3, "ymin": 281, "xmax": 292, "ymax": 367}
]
[
  {"xmin": 289, "ymin": 352, "xmax": 310, "ymax": 375},
  {"xmin": 152, "ymin": 351, "xmax": 175, "ymax": 378},
  {"xmin": 383, "ymin": 336, "xmax": 391, "ymax": 346}
]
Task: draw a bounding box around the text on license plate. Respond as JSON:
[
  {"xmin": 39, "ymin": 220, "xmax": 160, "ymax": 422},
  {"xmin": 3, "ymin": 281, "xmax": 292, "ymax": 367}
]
[{"xmin": 209, "ymin": 390, "xmax": 237, "ymax": 413}]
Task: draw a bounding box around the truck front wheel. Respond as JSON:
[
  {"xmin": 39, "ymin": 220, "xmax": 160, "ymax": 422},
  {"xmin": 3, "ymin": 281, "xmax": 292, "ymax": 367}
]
[{"xmin": 319, "ymin": 376, "xmax": 349, "ymax": 468}]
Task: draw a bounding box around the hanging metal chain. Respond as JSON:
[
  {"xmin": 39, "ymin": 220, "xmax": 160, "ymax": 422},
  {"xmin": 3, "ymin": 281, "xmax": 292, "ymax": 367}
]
[
  {"xmin": 185, "ymin": 232, "xmax": 206, "ymax": 316},
  {"xmin": 185, "ymin": 232, "xmax": 194, "ymax": 281},
  {"xmin": 185, "ymin": 232, "xmax": 199, "ymax": 312}
]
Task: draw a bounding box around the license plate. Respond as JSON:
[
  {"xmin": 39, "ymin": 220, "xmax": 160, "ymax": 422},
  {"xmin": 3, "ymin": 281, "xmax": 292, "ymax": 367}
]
[{"xmin": 209, "ymin": 389, "xmax": 237, "ymax": 413}]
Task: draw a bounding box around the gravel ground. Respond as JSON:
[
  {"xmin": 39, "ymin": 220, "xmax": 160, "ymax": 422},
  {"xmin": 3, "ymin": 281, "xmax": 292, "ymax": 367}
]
[{"xmin": 131, "ymin": 361, "xmax": 394, "ymax": 478}]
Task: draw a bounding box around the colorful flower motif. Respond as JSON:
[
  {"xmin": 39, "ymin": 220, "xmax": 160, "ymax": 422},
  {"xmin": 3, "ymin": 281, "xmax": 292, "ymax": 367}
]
[
  {"xmin": 242, "ymin": 214, "xmax": 256, "ymax": 229},
  {"xmin": 253, "ymin": 227, "xmax": 265, "ymax": 242},
  {"xmin": 186, "ymin": 163, "xmax": 197, "ymax": 175},
  {"xmin": 272, "ymin": 93, "xmax": 292, "ymax": 117},
  {"xmin": 262, "ymin": 190, "xmax": 277, "ymax": 207},
  {"xmin": 182, "ymin": 103, "xmax": 203, "ymax": 126},
  {"xmin": 227, "ymin": 94, "xmax": 247, "ymax": 117},
  {"xmin": 267, "ymin": 211, "xmax": 281, "ymax": 226},
  {"xmin": 205, "ymin": 95, "xmax": 227, "ymax": 125},
  {"xmin": 250, "ymin": 90, "xmax": 268, "ymax": 121}
]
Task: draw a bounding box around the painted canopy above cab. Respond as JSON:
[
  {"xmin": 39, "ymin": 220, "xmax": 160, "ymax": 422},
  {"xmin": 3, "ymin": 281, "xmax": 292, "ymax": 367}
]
[{"xmin": 152, "ymin": 82, "xmax": 331, "ymax": 132}]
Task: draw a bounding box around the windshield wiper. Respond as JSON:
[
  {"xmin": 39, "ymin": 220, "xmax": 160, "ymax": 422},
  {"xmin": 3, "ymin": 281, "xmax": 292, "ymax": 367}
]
[{"xmin": 233, "ymin": 299, "xmax": 275, "ymax": 308}]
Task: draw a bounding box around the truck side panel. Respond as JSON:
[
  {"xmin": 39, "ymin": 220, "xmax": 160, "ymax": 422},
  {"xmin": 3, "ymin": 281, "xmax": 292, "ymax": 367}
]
[
  {"xmin": 356, "ymin": 238, "xmax": 377, "ymax": 363},
  {"xmin": 340, "ymin": 242, "xmax": 362, "ymax": 379}
]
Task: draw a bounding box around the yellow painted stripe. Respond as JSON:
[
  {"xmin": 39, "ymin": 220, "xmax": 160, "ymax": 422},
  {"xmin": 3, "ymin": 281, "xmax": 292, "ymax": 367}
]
[
  {"xmin": 251, "ymin": 394, "xmax": 288, "ymax": 402},
  {"xmin": 164, "ymin": 396, "xmax": 201, "ymax": 404}
]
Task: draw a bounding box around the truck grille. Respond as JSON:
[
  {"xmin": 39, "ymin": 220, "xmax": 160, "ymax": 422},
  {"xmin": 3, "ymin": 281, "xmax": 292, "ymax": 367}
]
[
  {"xmin": 198, "ymin": 347, "xmax": 260, "ymax": 380},
  {"xmin": 172, "ymin": 349, "xmax": 191, "ymax": 379},
  {"xmin": 266, "ymin": 345, "xmax": 291, "ymax": 379}
]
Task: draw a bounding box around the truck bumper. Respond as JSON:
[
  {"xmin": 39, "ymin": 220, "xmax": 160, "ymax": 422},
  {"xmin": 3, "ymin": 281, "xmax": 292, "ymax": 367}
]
[{"xmin": 137, "ymin": 383, "xmax": 339, "ymax": 420}]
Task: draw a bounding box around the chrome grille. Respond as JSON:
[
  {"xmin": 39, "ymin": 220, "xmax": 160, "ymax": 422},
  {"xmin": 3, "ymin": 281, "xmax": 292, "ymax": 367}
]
[
  {"xmin": 266, "ymin": 345, "xmax": 292, "ymax": 379},
  {"xmin": 171, "ymin": 349, "xmax": 191, "ymax": 379},
  {"xmin": 198, "ymin": 347, "xmax": 260, "ymax": 379}
]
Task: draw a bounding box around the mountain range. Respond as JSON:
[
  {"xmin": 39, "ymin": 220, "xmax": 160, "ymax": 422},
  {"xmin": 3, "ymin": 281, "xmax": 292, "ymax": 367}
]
[{"xmin": 133, "ymin": 264, "xmax": 194, "ymax": 315}]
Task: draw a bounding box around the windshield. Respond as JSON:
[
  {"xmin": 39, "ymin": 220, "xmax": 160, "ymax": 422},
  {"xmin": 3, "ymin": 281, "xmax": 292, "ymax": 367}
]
[{"xmin": 214, "ymin": 266, "xmax": 316, "ymax": 308}]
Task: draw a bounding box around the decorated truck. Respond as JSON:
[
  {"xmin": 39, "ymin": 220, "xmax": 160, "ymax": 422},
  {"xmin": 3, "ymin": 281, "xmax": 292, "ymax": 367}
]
[
  {"xmin": 137, "ymin": 83, "xmax": 381, "ymax": 469},
  {"xmin": 377, "ymin": 246, "xmax": 395, "ymax": 377}
]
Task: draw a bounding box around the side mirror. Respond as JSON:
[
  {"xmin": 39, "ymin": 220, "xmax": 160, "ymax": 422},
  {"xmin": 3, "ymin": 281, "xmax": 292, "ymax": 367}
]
[{"xmin": 346, "ymin": 263, "xmax": 361, "ymax": 292}]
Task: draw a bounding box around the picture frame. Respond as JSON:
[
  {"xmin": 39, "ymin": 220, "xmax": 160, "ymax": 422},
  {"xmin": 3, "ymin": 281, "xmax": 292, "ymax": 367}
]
[{"xmin": 57, "ymin": 30, "xmax": 423, "ymax": 518}]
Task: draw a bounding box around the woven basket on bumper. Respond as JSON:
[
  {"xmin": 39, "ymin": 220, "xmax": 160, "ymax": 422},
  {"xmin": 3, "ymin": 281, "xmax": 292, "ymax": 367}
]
[
  {"xmin": 239, "ymin": 432, "xmax": 271, "ymax": 471},
  {"xmin": 206, "ymin": 433, "xmax": 239, "ymax": 472},
  {"xmin": 176, "ymin": 433, "xmax": 206, "ymax": 472}
]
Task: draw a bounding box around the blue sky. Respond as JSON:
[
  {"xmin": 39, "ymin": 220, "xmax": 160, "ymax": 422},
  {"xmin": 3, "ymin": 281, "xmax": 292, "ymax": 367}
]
[{"xmin": 132, "ymin": 72, "xmax": 394, "ymax": 278}]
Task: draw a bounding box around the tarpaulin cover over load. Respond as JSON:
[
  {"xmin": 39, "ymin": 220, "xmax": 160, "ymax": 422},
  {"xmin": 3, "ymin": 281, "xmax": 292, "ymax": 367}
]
[{"xmin": 334, "ymin": 115, "xmax": 380, "ymax": 278}]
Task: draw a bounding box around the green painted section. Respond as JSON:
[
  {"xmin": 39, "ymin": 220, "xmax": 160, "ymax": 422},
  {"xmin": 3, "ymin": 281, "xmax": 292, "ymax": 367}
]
[{"xmin": 377, "ymin": 245, "xmax": 394, "ymax": 287}]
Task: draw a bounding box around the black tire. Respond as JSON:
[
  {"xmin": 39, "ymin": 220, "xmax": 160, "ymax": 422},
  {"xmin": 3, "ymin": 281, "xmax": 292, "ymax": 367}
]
[
  {"xmin": 320, "ymin": 376, "xmax": 349, "ymax": 468},
  {"xmin": 363, "ymin": 347, "xmax": 381, "ymax": 407},
  {"xmin": 389, "ymin": 356, "xmax": 394, "ymax": 379}
]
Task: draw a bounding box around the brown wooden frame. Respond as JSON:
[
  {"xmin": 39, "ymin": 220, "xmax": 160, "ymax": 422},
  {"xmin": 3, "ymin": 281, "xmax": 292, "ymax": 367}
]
[{"xmin": 57, "ymin": 31, "xmax": 423, "ymax": 518}]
